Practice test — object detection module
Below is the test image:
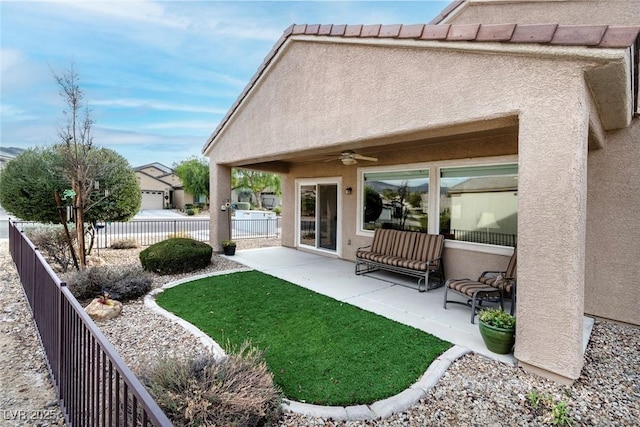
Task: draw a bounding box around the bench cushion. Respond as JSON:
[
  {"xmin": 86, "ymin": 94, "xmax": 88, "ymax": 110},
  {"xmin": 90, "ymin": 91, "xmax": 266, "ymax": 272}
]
[
  {"xmin": 412, "ymin": 233, "xmax": 444, "ymax": 265},
  {"xmin": 446, "ymin": 279, "xmax": 500, "ymax": 297},
  {"xmin": 370, "ymin": 229, "xmax": 397, "ymax": 254},
  {"xmin": 390, "ymin": 230, "xmax": 417, "ymax": 259},
  {"xmin": 356, "ymin": 252, "xmax": 429, "ymax": 271}
]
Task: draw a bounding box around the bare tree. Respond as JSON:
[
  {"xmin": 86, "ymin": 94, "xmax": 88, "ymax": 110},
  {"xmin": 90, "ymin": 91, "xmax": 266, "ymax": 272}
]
[{"xmin": 53, "ymin": 63, "xmax": 97, "ymax": 268}]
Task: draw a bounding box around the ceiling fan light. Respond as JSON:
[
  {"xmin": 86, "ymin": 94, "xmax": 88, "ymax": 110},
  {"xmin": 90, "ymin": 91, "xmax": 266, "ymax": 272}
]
[{"xmin": 342, "ymin": 157, "xmax": 357, "ymax": 165}]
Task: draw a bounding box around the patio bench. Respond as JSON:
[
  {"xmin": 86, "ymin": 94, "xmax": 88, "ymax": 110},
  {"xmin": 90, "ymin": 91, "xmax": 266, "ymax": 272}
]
[{"xmin": 355, "ymin": 229, "xmax": 445, "ymax": 292}]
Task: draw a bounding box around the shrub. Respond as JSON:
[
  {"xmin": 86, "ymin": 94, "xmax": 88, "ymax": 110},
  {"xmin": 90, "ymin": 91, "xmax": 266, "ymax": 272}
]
[
  {"xmin": 166, "ymin": 230, "xmax": 191, "ymax": 239},
  {"xmin": 185, "ymin": 208, "xmax": 195, "ymax": 216},
  {"xmin": 479, "ymin": 307, "xmax": 516, "ymax": 329},
  {"xmin": 141, "ymin": 342, "xmax": 282, "ymax": 427},
  {"xmin": 139, "ymin": 238, "xmax": 212, "ymax": 275},
  {"xmin": 273, "ymin": 206, "xmax": 282, "ymax": 215},
  {"xmin": 24, "ymin": 224, "xmax": 76, "ymax": 272},
  {"xmin": 67, "ymin": 265, "xmax": 153, "ymax": 301},
  {"xmin": 110, "ymin": 239, "xmax": 138, "ymax": 249}
]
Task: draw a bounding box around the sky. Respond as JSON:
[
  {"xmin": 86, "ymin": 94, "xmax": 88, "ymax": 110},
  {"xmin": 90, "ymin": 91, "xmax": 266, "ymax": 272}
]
[{"xmin": 1, "ymin": 0, "xmax": 448, "ymax": 168}]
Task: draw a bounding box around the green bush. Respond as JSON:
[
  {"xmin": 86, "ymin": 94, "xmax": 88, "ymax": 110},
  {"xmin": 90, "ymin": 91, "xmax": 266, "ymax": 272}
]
[
  {"xmin": 67, "ymin": 265, "xmax": 153, "ymax": 301},
  {"xmin": 273, "ymin": 206, "xmax": 282, "ymax": 215},
  {"xmin": 185, "ymin": 208, "xmax": 195, "ymax": 216},
  {"xmin": 139, "ymin": 238, "xmax": 212, "ymax": 275},
  {"xmin": 141, "ymin": 342, "xmax": 282, "ymax": 427},
  {"xmin": 234, "ymin": 202, "xmax": 251, "ymax": 211}
]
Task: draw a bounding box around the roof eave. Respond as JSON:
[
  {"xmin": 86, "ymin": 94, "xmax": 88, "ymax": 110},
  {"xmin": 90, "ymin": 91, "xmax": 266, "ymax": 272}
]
[{"xmin": 202, "ymin": 24, "xmax": 639, "ymax": 156}]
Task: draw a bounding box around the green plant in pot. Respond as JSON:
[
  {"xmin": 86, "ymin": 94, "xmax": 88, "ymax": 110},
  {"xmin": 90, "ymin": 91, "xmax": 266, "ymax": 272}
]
[
  {"xmin": 221, "ymin": 239, "xmax": 237, "ymax": 256},
  {"xmin": 478, "ymin": 308, "xmax": 516, "ymax": 354}
]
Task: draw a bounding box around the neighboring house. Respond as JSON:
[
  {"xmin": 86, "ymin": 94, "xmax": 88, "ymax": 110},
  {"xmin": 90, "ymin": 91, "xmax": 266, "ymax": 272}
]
[
  {"xmin": 0, "ymin": 146, "xmax": 25, "ymax": 171},
  {"xmin": 134, "ymin": 163, "xmax": 204, "ymax": 210},
  {"xmin": 203, "ymin": 0, "xmax": 640, "ymax": 384}
]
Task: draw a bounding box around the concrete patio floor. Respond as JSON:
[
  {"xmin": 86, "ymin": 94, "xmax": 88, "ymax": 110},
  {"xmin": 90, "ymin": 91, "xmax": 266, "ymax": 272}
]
[{"xmin": 228, "ymin": 246, "xmax": 517, "ymax": 365}]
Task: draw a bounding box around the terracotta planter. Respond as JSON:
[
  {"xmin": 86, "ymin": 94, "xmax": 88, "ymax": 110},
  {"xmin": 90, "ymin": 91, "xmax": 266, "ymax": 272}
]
[
  {"xmin": 479, "ymin": 320, "xmax": 515, "ymax": 354},
  {"xmin": 223, "ymin": 245, "xmax": 236, "ymax": 256}
]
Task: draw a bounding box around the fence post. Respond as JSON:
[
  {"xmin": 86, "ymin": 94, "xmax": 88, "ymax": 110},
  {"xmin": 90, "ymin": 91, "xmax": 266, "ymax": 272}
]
[
  {"xmin": 58, "ymin": 281, "xmax": 66, "ymax": 408},
  {"xmin": 31, "ymin": 246, "xmax": 38, "ymax": 315}
]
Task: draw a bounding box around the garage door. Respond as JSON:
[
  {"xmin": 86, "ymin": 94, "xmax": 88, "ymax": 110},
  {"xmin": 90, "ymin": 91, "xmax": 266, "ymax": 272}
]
[{"xmin": 141, "ymin": 191, "xmax": 164, "ymax": 210}]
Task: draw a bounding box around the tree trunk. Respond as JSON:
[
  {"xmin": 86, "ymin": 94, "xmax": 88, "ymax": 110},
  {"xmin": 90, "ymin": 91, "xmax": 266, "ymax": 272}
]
[
  {"xmin": 54, "ymin": 191, "xmax": 79, "ymax": 271},
  {"xmin": 74, "ymin": 179, "xmax": 87, "ymax": 268},
  {"xmin": 253, "ymin": 191, "xmax": 263, "ymax": 209}
]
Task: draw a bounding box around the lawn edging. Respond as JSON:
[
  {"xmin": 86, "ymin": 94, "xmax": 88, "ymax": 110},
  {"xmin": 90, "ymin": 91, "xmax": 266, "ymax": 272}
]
[
  {"xmin": 144, "ymin": 269, "xmax": 471, "ymax": 422},
  {"xmin": 144, "ymin": 268, "xmax": 252, "ymax": 359}
]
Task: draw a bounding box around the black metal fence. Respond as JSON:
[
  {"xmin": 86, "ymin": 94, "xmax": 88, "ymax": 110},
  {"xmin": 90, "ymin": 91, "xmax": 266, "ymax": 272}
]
[
  {"xmin": 449, "ymin": 229, "xmax": 517, "ymax": 247},
  {"xmin": 15, "ymin": 217, "xmax": 281, "ymax": 249},
  {"xmin": 8, "ymin": 221, "xmax": 173, "ymax": 426}
]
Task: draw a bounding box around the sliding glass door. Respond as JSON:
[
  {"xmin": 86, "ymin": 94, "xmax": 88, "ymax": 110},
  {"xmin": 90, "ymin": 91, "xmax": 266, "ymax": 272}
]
[{"xmin": 297, "ymin": 180, "xmax": 340, "ymax": 253}]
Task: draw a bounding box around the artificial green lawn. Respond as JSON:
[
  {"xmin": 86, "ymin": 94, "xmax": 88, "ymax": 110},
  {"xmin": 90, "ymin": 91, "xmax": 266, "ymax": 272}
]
[{"xmin": 156, "ymin": 270, "xmax": 451, "ymax": 406}]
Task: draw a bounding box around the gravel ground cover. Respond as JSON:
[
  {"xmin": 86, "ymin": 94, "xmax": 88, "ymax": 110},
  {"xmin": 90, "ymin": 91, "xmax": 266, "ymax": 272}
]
[{"xmin": 1, "ymin": 238, "xmax": 639, "ymax": 426}]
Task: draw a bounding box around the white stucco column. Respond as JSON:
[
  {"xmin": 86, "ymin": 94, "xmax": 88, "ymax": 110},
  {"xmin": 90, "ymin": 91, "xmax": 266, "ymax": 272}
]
[
  {"xmin": 515, "ymin": 96, "xmax": 589, "ymax": 383},
  {"xmin": 209, "ymin": 162, "xmax": 232, "ymax": 252}
]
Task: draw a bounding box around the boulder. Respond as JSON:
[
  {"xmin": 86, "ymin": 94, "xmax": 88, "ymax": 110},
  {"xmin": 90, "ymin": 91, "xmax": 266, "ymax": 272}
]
[{"xmin": 85, "ymin": 298, "xmax": 123, "ymax": 321}]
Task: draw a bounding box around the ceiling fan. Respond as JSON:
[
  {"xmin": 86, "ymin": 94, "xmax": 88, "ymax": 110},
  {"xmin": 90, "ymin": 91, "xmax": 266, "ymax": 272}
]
[{"xmin": 325, "ymin": 150, "xmax": 378, "ymax": 166}]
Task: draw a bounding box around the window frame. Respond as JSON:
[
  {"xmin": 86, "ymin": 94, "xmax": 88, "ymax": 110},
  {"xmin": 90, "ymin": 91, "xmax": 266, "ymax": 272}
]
[{"xmin": 356, "ymin": 155, "xmax": 517, "ymax": 256}]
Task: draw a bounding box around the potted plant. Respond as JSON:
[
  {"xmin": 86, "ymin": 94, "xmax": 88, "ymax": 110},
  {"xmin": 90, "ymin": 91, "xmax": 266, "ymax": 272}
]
[
  {"xmin": 221, "ymin": 239, "xmax": 237, "ymax": 256},
  {"xmin": 478, "ymin": 307, "xmax": 516, "ymax": 354}
]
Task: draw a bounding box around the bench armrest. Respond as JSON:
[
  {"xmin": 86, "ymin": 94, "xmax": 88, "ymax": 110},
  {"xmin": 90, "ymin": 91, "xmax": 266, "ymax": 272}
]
[
  {"xmin": 479, "ymin": 270, "xmax": 506, "ymax": 279},
  {"xmin": 426, "ymin": 255, "xmax": 442, "ymax": 268},
  {"xmin": 357, "ymin": 244, "xmax": 372, "ymax": 252}
]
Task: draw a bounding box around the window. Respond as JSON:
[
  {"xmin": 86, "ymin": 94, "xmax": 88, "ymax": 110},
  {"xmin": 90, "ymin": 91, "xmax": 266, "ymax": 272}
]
[
  {"xmin": 358, "ymin": 162, "xmax": 518, "ymax": 248},
  {"xmin": 440, "ymin": 164, "xmax": 517, "ymax": 247},
  {"xmin": 361, "ymin": 169, "xmax": 429, "ymax": 232}
]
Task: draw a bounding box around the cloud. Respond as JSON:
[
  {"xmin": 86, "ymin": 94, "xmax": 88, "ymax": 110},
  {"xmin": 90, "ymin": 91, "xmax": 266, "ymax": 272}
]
[
  {"xmin": 0, "ymin": 104, "xmax": 38, "ymax": 121},
  {"xmin": 142, "ymin": 120, "xmax": 219, "ymax": 132},
  {"xmin": 91, "ymin": 98, "xmax": 228, "ymax": 115},
  {"xmin": 57, "ymin": 0, "xmax": 191, "ymax": 30}
]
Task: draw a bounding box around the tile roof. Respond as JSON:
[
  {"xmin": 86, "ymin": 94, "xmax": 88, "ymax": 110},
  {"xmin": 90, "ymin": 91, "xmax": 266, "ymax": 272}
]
[
  {"xmin": 287, "ymin": 23, "xmax": 639, "ymax": 48},
  {"xmin": 203, "ymin": 22, "xmax": 639, "ymax": 152}
]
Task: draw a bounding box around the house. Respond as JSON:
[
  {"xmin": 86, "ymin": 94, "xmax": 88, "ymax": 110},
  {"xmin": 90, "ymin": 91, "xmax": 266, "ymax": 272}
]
[
  {"xmin": 134, "ymin": 163, "xmax": 205, "ymax": 210},
  {"xmin": 203, "ymin": 0, "xmax": 640, "ymax": 384}
]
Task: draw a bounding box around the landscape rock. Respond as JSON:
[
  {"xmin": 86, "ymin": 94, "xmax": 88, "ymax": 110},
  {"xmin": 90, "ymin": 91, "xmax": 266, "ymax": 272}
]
[{"xmin": 85, "ymin": 297, "xmax": 123, "ymax": 320}]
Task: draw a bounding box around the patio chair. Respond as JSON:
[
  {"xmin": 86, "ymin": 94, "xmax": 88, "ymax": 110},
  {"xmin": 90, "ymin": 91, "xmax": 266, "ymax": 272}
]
[{"xmin": 443, "ymin": 249, "xmax": 517, "ymax": 324}]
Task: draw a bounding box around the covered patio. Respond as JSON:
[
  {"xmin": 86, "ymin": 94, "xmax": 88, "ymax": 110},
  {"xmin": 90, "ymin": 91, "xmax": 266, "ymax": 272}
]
[
  {"xmin": 226, "ymin": 246, "xmax": 594, "ymax": 365},
  {"xmin": 204, "ymin": 1, "xmax": 639, "ymax": 383}
]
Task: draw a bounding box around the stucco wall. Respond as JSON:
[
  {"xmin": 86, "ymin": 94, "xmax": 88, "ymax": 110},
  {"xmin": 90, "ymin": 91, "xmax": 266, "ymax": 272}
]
[
  {"xmin": 206, "ymin": 38, "xmax": 618, "ymax": 381},
  {"xmin": 448, "ymin": 0, "xmax": 640, "ymax": 26},
  {"xmin": 136, "ymin": 173, "xmax": 170, "ymax": 191},
  {"xmin": 209, "ymin": 41, "xmax": 598, "ymax": 166},
  {"xmin": 585, "ymin": 120, "xmax": 640, "ymax": 325}
]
